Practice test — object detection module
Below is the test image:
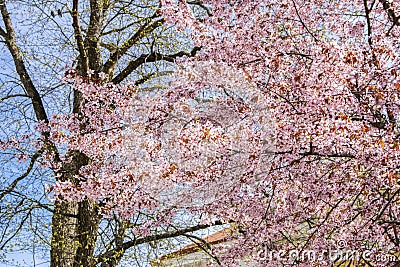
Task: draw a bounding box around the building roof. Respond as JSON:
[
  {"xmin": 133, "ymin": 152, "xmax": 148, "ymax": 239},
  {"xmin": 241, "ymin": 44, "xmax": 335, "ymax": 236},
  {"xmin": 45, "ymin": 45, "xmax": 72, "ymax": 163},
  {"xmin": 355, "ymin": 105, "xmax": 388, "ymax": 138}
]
[{"xmin": 152, "ymin": 227, "xmax": 233, "ymax": 264}]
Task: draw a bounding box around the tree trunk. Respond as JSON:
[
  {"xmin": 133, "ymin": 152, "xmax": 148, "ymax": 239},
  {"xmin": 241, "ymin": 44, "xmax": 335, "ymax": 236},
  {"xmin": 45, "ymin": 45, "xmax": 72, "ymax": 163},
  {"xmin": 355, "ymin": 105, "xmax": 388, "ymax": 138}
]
[
  {"xmin": 50, "ymin": 201, "xmax": 78, "ymax": 267},
  {"xmin": 50, "ymin": 151, "xmax": 93, "ymax": 267},
  {"xmin": 73, "ymin": 199, "xmax": 101, "ymax": 267}
]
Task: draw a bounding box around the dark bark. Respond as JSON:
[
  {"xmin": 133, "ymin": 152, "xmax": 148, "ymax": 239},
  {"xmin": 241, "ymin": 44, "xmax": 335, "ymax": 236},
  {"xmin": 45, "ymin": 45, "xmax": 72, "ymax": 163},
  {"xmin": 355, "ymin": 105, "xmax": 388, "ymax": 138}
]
[
  {"xmin": 102, "ymin": 16, "xmax": 164, "ymax": 78},
  {"xmin": 379, "ymin": 0, "xmax": 400, "ymax": 26},
  {"xmin": 0, "ymin": 0, "xmax": 48, "ymax": 124},
  {"xmin": 51, "ymin": 151, "xmax": 89, "ymax": 267},
  {"xmin": 73, "ymin": 199, "xmax": 101, "ymax": 267},
  {"xmin": 112, "ymin": 47, "xmax": 202, "ymax": 84},
  {"xmin": 96, "ymin": 221, "xmax": 223, "ymax": 266},
  {"xmin": 50, "ymin": 201, "xmax": 79, "ymax": 267}
]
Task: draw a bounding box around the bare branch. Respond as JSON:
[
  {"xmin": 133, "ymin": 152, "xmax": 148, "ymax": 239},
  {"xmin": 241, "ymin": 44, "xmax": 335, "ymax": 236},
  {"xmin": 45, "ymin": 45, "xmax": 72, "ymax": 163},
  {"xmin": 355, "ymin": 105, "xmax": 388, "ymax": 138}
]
[
  {"xmin": 84, "ymin": 0, "xmax": 108, "ymax": 70},
  {"xmin": 134, "ymin": 71, "xmax": 174, "ymax": 87},
  {"xmin": 71, "ymin": 0, "xmax": 89, "ymax": 74},
  {"xmin": 112, "ymin": 46, "xmax": 201, "ymax": 84},
  {"xmin": 364, "ymin": 0, "xmax": 374, "ymax": 46},
  {"xmin": 102, "ymin": 16, "xmax": 164, "ymax": 77},
  {"xmin": 0, "ymin": 147, "xmax": 45, "ymax": 201},
  {"xmin": 0, "ymin": 209, "xmax": 32, "ymax": 250},
  {"xmin": 0, "ymin": 0, "xmax": 49, "ymax": 123},
  {"xmin": 0, "ymin": 94, "xmax": 28, "ymax": 102},
  {"xmin": 291, "ymin": 0, "xmax": 319, "ymax": 42},
  {"xmin": 101, "ymin": 21, "xmax": 138, "ymax": 36},
  {"xmin": 183, "ymin": 234, "xmax": 222, "ymax": 265},
  {"xmin": 299, "ymin": 151, "xmax": 356, "ymax": 158},
  {"xmin": 187, "ymin": 0, "xmax": 213, "ymax": 17},
  {"xmin": 379, "ymin": 0, "xmax": 400, "ymax": 26},
  {"xmin": 0, "ymin": 26, "xmax": 6, "ymax": 37},
  {"xmin": 95, "ymin": 221, "xmax": 223, "ymax": 264}
]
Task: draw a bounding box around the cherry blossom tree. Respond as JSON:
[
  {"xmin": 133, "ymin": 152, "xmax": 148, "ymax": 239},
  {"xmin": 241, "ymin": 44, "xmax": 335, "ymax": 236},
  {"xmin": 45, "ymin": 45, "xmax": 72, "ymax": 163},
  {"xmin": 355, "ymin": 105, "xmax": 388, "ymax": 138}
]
[
  {"xmin": 3, "ymin": 0, "xmax": 400, "ymax": 266},
  {"xmin": 156, "ymin": 0, "xmax": 400, "ymax": 266}
]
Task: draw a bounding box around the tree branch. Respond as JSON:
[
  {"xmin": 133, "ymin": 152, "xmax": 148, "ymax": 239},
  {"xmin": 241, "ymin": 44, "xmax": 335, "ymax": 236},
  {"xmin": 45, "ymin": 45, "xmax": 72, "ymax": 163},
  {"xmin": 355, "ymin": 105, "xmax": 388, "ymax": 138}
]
[
  {"xmin": 187, "ymin": 0, "xmax": 212, "ymax": 17},
  {"xmin": 84, "ymin": 0, "xmax": 107, "ymax": 70},
  {"xmin": 299, "ymin": 151, "xmax": 356, "ymax": 158},
  {"xmin": 0, "ymin": 0, "xmax": 49, "ymax": 123},
  {"xmin": 95, "ymin": 221, "xmax": 223, "ymax": 264},
  {"xmin": 0, "ymin": 26, "xmax": 6, "ymax": 38},
  {"xmin": 379, "ymin": 0, "xmax": 400, "ymax": 26},
  {"xmin": 102, "ymin": 16, "xmax": 164, "ymax": 77},
  {"xmin": 0, "ymin": 94, "xmax": 29, "ymax": 102},
  {"xmin": 0, "ymin": 209, "xmax": 32, "ymax": 250},
  {"xmin": 71, "ymin": 0, "xmax": 88, "ymax": 74},
  {"xmin": 364, "ymin": 0, "xmax": 373, "ymax": 46},
  {"xmin": 0, "ymin": 147, "xmax": 45, "ymax": 201},
  {"xmin": 112, "ymin": 46, "xmax": 201, "ymax": 84},
  {"xmin": 291, "ymin": 0, "xmax": 319, "ymax": 42},
  {"xmin": 183, "ymin": 234, "xmax": 222, "ymax": 265},
  {"xmin": 101, "ymin": 21, "xmax": 138, "ymax": 36},
  {"xmin": 134, "ymin": 71, "xmax": 174, "ymax": 87}
]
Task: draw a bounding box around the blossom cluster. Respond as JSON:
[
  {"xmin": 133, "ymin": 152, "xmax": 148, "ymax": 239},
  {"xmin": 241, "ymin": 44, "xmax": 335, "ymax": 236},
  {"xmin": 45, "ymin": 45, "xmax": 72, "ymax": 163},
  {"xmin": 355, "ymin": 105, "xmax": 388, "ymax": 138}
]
[{"xmin": 161, "ymin": 0, "xmax": 400, "ymax": 266}]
